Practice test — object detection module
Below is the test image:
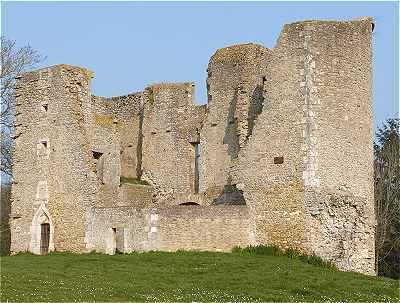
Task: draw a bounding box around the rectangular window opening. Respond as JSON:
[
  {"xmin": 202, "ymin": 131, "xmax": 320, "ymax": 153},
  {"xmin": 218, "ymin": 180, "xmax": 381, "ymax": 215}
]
[
  {"xmin": 92, "ymin": 151, "xmax": 104, "ymax": 183},
  {"xmin": 274, "ymin": 156, "xmax": 284, "ymax": 164}
]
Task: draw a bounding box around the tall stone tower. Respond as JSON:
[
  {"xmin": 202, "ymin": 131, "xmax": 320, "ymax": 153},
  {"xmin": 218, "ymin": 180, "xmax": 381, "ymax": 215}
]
[
  {"xmin": 200, "ymin": 44, "xmax": 269, "ymax": 203},
  {"xmin": 236, "ymin": 17, "xmax": 375, "ymax": 274},
  {"xmin": 10, "ymin": 65, "xmax": 96, "ymax": 253}
]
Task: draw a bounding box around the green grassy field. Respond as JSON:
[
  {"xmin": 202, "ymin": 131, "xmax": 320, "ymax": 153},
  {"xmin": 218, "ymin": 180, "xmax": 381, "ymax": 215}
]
[{"xmin": 0, "ymin": 251, "xmax": 398, "ymax": 302}]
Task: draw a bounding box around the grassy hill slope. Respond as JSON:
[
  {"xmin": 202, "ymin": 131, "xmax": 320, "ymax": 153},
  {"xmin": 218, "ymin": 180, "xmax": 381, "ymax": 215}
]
[{"xmin": 0, "ymin": 251, "xmax": 398, "ymax": 302}]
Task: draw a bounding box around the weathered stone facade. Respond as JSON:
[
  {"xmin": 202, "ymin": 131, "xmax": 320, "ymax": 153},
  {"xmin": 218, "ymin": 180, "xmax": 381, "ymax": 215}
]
[{"xmin": 10, "ymin": 18, "xmax": 376, "ymax": 275}]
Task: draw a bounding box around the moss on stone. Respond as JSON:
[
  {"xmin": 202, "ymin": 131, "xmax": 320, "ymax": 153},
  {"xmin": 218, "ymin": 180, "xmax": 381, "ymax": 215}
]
[
  {"xmin": 211, "ymin": 43, "xmax": 269, "ymax": 64},
  {"xmin": 148, "ymin": 82, "xmax": 194, "ymax": 92},
  {"xmin": 93, "ymin": 113, "xmax": 122, "ymax": 128},
  {"xmin": 204, "ymin": 185, "xmax": 224, "ymax": 198},
  {"xmin": 59, "ymin": 64, "xmax": 94, "ymax": 79},
  {"xmin": 147, "ymin": 87, "xmax": 155, "ymax": 104},
  {"xmin": 120, "ymin": 176, "xmax": 150, "ymax": 186}
]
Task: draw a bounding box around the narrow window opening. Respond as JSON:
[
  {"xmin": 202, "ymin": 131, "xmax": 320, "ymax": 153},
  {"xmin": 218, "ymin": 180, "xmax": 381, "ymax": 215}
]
[
  {"xmin": 179, "ymin": 202, "xmax": 200, "ymax": 206},
  {"xmin": 274, "ymin": 156, "xmax": 284, "ymax": 164},
  {"xmin": 92, "ymin": 151, "xmax": 104, "ymax": 183},
  {"xmin": 193, "ymin": 143, "xmax": 200, "ymax": 193},
  {"xmin": 41, "ymin": 141, "xmax": 47, "ymax": 149},
  {"xmin": 42, "ymin": 104, "xmax": 48, "ymax": 112}
]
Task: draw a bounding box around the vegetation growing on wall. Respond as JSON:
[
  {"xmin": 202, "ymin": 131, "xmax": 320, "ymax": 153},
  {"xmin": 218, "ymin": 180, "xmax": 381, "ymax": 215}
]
[
  {"xmin": 120, "ymin": 176, "xmax": 149, "ymax": 186},
  {"xmin": 146, "ymin": 87, "xmax": 155, "ymax": 104},
  {"xmin": 93, "ymin": 113, "xmax": 122, "ymax": 129}
]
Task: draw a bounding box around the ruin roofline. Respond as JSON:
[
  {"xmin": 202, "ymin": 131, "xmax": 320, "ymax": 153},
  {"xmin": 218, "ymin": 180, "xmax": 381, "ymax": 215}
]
[
  {"xmin": 17, "ymin": 64, "xmax": 94, "ymax": 79},
  {"xmin": 16, "ymin": 16, "xmax": 373, "ymax": 101}
]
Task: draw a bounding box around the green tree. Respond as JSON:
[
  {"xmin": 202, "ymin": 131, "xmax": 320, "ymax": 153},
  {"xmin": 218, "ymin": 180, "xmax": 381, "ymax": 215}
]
[
  {"xmin": 1, "ymin": 36, "xmax": 44, "ymax": 176},
  {"xmin": 374, "ymin": 118, "xmax": 399, "ymax": 278}
]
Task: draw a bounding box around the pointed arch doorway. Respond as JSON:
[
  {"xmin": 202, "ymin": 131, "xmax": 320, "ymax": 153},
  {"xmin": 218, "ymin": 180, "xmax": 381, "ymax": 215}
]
[{"xmin": 30, "ymin": 203, "xmax": 54, "ymax": 255}]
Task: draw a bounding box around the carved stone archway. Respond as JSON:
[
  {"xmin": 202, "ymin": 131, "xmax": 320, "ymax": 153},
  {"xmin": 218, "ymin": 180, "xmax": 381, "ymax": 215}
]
[{"xmin": 30, "ymin": 203, "xmax": 54, "ymax": 254}]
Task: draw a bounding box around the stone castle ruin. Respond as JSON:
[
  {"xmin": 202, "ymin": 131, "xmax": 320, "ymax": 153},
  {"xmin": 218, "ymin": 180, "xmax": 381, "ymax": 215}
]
[{"xmin": 10, "ymin": 18, "xmax": 376, "ymax": 275}]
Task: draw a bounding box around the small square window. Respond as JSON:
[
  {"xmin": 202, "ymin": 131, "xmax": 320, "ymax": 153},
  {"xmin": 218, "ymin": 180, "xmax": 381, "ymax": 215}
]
[
  {"xmin": 274, "ymin": 156, "xmax": 284, "ymax": 164},
  {"xmin": 37, "ymin": 139, "xmax": 50, "ymax": 157},
  {"xmin": 92, "ymin": 151, "xmax": 103, "ymax": 160}
]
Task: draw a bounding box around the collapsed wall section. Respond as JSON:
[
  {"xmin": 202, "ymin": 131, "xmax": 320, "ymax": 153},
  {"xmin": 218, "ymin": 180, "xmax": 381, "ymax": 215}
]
[
  {"xmin": 86, "ymin": 205, "xmax": 251, "ymax": 253},
  {"xmin": 90, "ymin": 93, "xmax": 151, "ymax": 207},
  {"xmin": 233, "ymin": 28, "xmax": 307, "ymax": 251},
  {"xmin": 141, "ymin": 83, "xmax": 206, "ymax": 205},
  {"xmin": 10, "ymin": 65, "xmax": 97, "ymax": 253},
  {"xmin": 200, "ymin": 44, "xmax": 270, "ymax": 203}
]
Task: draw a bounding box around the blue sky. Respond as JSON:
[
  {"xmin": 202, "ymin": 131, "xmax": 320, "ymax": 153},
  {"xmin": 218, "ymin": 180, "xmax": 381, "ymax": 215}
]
[{"xmin": 1, "ymin": 1, "xmax": 398, "ymax": 130}]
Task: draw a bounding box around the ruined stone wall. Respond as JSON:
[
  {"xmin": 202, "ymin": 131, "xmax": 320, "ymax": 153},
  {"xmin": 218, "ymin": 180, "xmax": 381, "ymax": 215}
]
[
  {"xmin": 233, "ymin": 28, "xmax": 307, "ymax": 250},
  {"xmin": 10, "ymin": 65, "xmax": 97, "ymax": 253},
  {"xmin": 141, "ymin": 84, "xmax": 206, "ymax": 205},
  {"xmin": 200, "ymin": 44, "xmax": 270, "ymax": 203},
  {"xmin": 10, "ymin": 17, "xmax": 375, "ymax": 275},
  {"xmin": 90, "ymin": 93, "xmax": 146, "ymax": 208},
  {"xmin": 86, "ymin": 205, "xmax": 251, "ymax": 254},
  {"xmin": 93, "ymin": 93, "xmax": 144, "ymax": 180}
]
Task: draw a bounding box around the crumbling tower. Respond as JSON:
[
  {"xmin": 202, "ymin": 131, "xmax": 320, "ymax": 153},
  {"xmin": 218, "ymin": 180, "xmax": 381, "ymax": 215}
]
[
  {"xmin": 236, "ymin": 17, "xmax": 375, "ymax": 274},
  {"xmin": 10, "ymin": 65, "xmax": 96, "ymax": 253},
  {"xmin": 200, "ymin": 44, "xmax": 270, "ymax": 203}
]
